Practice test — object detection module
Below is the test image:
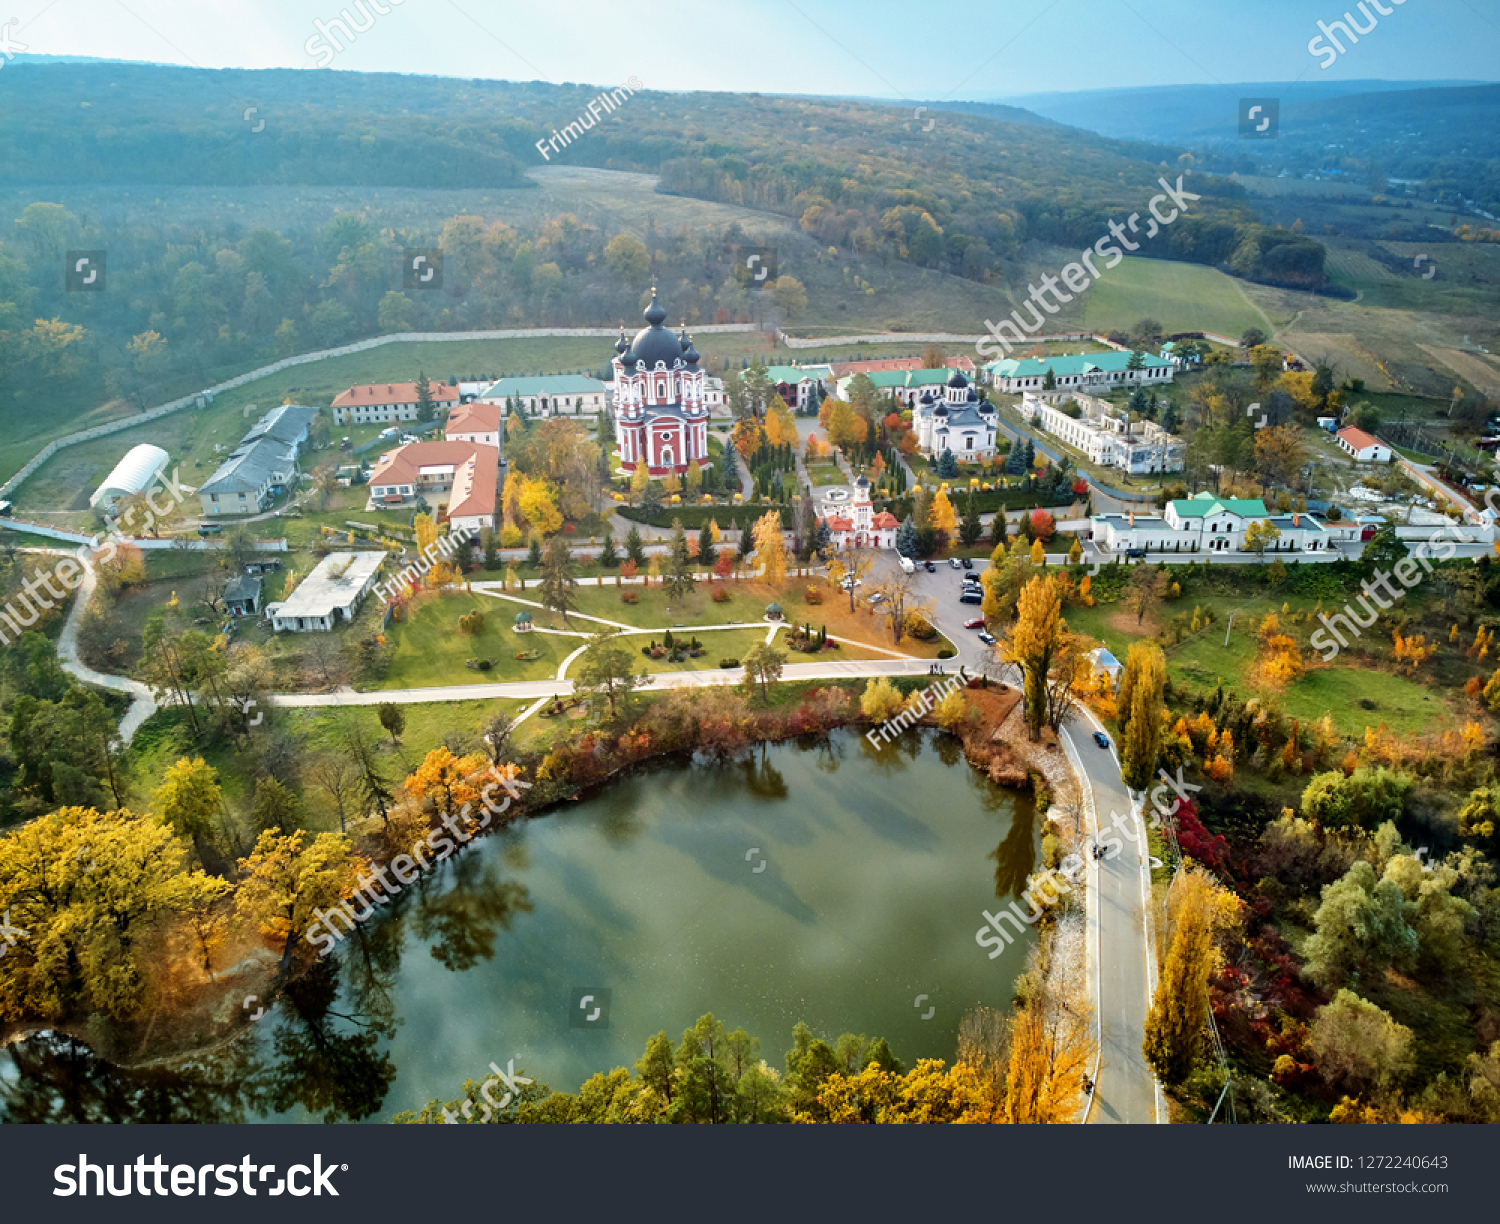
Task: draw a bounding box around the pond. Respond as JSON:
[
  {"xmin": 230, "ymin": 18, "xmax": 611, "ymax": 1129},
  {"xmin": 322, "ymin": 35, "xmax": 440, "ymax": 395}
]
[{"xmin": 0, "ymin": 728, "xmax": 1039, "ymax": 1123}]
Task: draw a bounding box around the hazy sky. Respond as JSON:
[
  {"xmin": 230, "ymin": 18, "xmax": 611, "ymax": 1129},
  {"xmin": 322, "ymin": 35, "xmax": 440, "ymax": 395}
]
[{"xmin": 7, "ymin": 0, "xmax": 1498, "ymax": 96}]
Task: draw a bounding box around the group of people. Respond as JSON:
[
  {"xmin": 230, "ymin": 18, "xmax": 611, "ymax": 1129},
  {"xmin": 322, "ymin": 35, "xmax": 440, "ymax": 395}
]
[{"xmin": 926, "ymin": 662, "xmax": 947, "ymax": 675}]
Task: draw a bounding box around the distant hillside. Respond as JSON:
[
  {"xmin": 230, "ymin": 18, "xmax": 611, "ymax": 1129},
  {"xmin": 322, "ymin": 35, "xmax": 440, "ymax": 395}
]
[
  {"xmin": 989, "ymin": 80, "xmax": 1483, "ymax": 143},
  {"xmin": 988, "ymin": 80, "xmax": 1500, "ymax": 215}
]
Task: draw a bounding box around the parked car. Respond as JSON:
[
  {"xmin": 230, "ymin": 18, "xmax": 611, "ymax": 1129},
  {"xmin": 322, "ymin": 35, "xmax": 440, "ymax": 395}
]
[
  {"xmin": 961, "ymin": 557, "xmax": 973, "ymax": 569},
  {"xmin": 840, "ymin": 576, "xmax": 862, "ymax": 590},
  {"xmin": 1124, "ymin": 548, "xmax": 1146, "ymax": 559},
  {"xmin": 1093, "ymin": 732, "xmax": 1110, "ymax": 749},
  {"xmin": 977, "ymin": 631, "xmax": 996, "ymax": 646},
  {"xmin": 964, "ymin": 617, "xmax": 985, "ymax": 630},
  {"xmin": 959, "ymin": 592, "xmax": 983, "ymax": 606},
  {"xmin": 948, "ymin": 557, "xmax": 962, "ymax": 569},
  {"xmin": 869, "ymin": 592, "xmax": 888, "ymax": 605},
  {"xmin": 923, "ymin": 561, "xmax": 937, "ymax": 573}
]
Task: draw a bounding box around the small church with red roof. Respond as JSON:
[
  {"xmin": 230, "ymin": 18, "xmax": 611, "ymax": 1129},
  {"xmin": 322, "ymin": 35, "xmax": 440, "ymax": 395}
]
[{"xmin": 824, "ymin": 474, "xmax": 899, "ymax": 550}]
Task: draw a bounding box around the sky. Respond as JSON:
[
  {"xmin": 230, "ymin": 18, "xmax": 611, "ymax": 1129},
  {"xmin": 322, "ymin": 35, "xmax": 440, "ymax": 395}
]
[{"xmin": 5, "ymin": 0, "xmax": 1497, "ymax": 97}]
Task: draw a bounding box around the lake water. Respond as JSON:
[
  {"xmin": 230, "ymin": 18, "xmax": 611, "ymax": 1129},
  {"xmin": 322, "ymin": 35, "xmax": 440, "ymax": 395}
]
[{"xmin": 0, "ymin": 728, "xmax": 1038, "ymax": 1123}]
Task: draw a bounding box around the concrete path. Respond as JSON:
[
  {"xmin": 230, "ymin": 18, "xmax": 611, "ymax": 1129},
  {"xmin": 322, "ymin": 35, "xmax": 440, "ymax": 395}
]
[
  {"xmin": 265, "ymin": 656, "xmax": 934, "ymax": 708},
  {"xmin": 53, "ymin": 560, "xmax": 159, "ymax": 744}
]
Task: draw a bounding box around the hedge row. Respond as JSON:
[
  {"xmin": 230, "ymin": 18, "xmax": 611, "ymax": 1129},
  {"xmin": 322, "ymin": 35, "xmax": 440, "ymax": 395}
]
[{"xmin": 616, "ymin": 504, "xmax": 792, "ymax": 531}]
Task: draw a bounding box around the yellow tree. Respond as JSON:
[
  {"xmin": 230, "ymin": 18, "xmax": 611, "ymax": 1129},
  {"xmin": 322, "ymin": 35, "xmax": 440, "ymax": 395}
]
[
  {"xmin": 1118, "ymin": 642, "xmax": 1167, "ymax": 791},
  {"xmin": 629, "ymin": 462, "xmax": 649, "ymax": 505},
  {"xmin": 1029, "ymin": 538, "xmax": 1046, "ymax": 565},
  {"xmin": 751, "ymin": 511, "xmax": 787, "ymax": 586},
  {"xmin": 518, "ymin": 476, "xmax": 563, "ymax": 535},
  {"xmin": 929, "ymin": 490, "xmax": 958, "ymax": 541},
  {"xmin": 0, "ymin": 806, "xmax": 223, "ymax": 1022},
  {"xmin": 860, "ymin": 676, "xmax": 906, "ymax": 723},
  {"xmin": 1001, "ymin": 574, "xmax": 1066, "ymax": 741},
  {"xmin": 1001, "ymin": 993, "xmax": 1097, "ymax": 1123},
  {"xmin": 414, "ymin": 513, "xmax": 439, "ymax": 554},
  {"xmin": 235, "ymin": 828, "xmax": 365, "ymax": 974}
]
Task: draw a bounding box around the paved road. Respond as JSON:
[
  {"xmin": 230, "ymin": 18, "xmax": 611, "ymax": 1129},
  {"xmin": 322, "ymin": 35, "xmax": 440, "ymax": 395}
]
[{"xmin": 1066, "ymin": 711, "xmax": 1161, "ymax": 1125}]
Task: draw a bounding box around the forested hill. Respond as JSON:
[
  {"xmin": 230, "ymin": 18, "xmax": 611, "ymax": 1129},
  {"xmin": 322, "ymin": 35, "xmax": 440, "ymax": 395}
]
[{"xmin": 0, "ymin": 61, "xmax": 1323, "ymax": 291}]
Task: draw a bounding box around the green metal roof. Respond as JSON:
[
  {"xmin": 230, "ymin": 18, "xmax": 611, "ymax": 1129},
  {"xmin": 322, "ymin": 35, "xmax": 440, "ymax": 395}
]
[
  {"xmin": 483, "ymin": 375, "xmax": 607, "ymax": 396},
  {"xmin": 841, "ymin": 369, "xmax": 955, "ymax": 389},
  {"xmin": 985, "ymin": 351, "xmax": 1174, "ymax": 377},
  {"xmin": 1169, "ymin": 491, "xmax": 1268, "ymax": 518},
  {"xmin": 763, "ymin": 365, "xmax": 831, "ymax": 384}
]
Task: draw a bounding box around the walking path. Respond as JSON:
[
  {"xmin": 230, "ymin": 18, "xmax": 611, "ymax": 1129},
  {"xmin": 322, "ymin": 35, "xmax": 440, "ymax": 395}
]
[{"xmin": 53, "ymin": 561, "xmax": 159, "ymax": 744}]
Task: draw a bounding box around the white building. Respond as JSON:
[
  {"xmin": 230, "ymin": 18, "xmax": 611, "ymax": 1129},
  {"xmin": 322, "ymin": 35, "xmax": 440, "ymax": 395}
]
[
  {"xmin": 90, "ymin": 443, "xmax": 170, "ymax": 515},
  {"xmin": 331, "ymin": 381, "xmax": 461, "ymax": 426},
  {"xmin": 823, "ymin": 474, "xmax": 899, "ymax": 550},
  {"xmin": 1089, "ymin": 492, "xmax": 1330, "ymax": 555},
  {"xmin": 268, "ymin": 551, "xmax": 386, "ymax": 632},
  {"xmin": 912, "ymin": 371, "xmax": 998, "ymax": 462},
  {"xmin": 1019, "ymin": 392, "xmax": 1184, "ymax": 475},
  {"xmin": 984, "ymin": 351, "xmax": 1175, "ymax": 395},
  {"xmin": 478, "ymin": 374, "xmax": 607, "ymax": 418},
  {"xmin": 1335, "ymin": 427, "xmax": 1392, "ymax": 464},
  {"xmin": 444, "ymin": 402, "xmax": 503, "ymax": 449}
]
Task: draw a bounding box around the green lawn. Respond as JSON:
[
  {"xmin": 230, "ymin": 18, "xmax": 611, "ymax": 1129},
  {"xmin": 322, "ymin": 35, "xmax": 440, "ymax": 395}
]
[
  {"xmin": 805, "ymin": 462, "xmax": 846, "ymax": 487},
  {"xmin": 1082, "ymin": 256, "xmax": 1271, "ymax": 339},
  {"xmin": 379, "ymin": 592, "xmax": 579, "ymax": 688},
  {"xmin": 1069, "ymin": 587, "xmax": 1459, "ymax": 738}
]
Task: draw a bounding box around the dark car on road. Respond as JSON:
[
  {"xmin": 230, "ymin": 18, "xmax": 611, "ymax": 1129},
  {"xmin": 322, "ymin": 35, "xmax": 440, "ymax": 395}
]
[
  {"xmin": 959, "ymin": 591, "xmax": 983, "ymax": 605},
  {"xmin": 977, "ymin": 631, "xmax": 996, "ymax": 646},
  {"xmin": 961, "ymin": 557, "xmax": 973, "ymax": 569},
  {"xmin": 1093, "ymin": 731, "xmax": 1110, "ymax": 749},
  {"xmin": 924, "ymin": 561, "xmax": 937, "ymax": 572}
]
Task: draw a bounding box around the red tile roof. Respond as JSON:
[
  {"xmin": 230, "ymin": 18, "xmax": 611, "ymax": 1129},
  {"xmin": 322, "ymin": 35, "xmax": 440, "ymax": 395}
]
[
  {"xmin": 368, "ymin": 441, "xmax": 499, "ymax": 520},
  {"xmin": 332, "ymin": 381, "xmax": 461, "ymax": 409},
  {"xmin": 445, "ymin": 402, "xmax": 503, "ymax": 436},
  {"xmin": 1337, "ymin": 426, "xmax": 1382, "ymax": 451},
  {"xmin": 829, "ymin": 356, "xmax": 975, "ymax": 378},
  {"xmin": 871, "ymin": 511, "xmax": 899, "ymax": 529}
]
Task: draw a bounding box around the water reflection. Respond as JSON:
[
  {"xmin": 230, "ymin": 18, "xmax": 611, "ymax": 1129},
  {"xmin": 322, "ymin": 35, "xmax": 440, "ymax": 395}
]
[
  {"xmin": 406, "ymin": 853, "xmax": 535, "ymax": 973},
  {"xmin": 0, "ymin": 728, "xmax": 1036, "ymax": 1122}
]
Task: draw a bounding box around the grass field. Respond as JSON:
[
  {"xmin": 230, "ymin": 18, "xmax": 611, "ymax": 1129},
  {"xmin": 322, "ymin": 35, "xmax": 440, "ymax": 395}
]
[
  {"xmin": 1081, "ymin": 257, "xmax": 1272, "ymax": 338},
  {"xmin": 1067, "ymin": 589, "xmax": 1459, "ymax": 738}
]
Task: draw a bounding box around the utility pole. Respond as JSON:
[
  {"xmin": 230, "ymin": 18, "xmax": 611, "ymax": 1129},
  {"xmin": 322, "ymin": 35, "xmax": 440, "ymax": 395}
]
[{"xmin": 1224, "ymin": 611, "xmax": 1235, "ymax": 647}]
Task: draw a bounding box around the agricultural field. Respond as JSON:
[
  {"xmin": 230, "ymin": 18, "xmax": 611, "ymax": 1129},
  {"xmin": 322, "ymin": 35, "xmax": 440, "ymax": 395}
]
[{"xmin": 1080, "ymin": 256, "xmax": 1272, "ymax": 338}]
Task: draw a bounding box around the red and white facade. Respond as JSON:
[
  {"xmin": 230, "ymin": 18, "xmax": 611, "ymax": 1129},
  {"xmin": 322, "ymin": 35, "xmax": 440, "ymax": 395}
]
[
  {"xmin": 611, "ymin": 293, "xmax": 711, "ymax": 477},
  {"xmin": 825, "ymin": 476, "xmax": 898, "ymax": 551}
]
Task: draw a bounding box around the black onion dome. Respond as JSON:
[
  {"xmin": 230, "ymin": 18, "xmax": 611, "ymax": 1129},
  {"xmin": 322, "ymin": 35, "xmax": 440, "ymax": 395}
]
[
  {"xmin": 854, "ymin": 473, "xmax": 870, "ymax": 489},
  {"xmin": 934, "ymin": 403, "xmax": 949, "ymax": 416},
  {"xmin": 919, "ymin": 390, "xmax": 936, "ymax": 403},
  {"xmin": 684, "ymin": 339, "xmax": 701, "ymax": 364},
  {"xmin": 630, "ymin": 293, "xmax": 682, "ymax": 367},
  {"xmin": 946, "ymin": 370, "xmax": 969, "ymax": 389},
  {"xmin": 614, "ymin": 326, "xmax": 629, "ymax": 355}
]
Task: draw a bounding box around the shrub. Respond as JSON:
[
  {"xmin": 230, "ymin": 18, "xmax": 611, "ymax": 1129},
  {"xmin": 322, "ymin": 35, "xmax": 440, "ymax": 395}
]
[
  {"xmin": 937, "ymin": 647, "xmax": 956, "ymax": 659},
  {"xmin": 457, "ymin": 610, "xmax": 485, "ymax": 635},
  {"xmin": 465, "ymin": 658, "xmax": 493, "ymax": 671},
  {"xmin": 711, "ymin": 586, "xmax": 732, "ymax": 603},
  {"xmin": 621, "ymin": 590, "xmax": 640, "ymax": 604},
  {"xmin": 719, "ymin": 657, "xmax": 740, "ymax": 669},
  {"xmin": 803, "ymin": 587, "xmax": 823, "ymax": 604},
  {"xmin": 905, "ymin": 612, "xmax": 938, "ymax": 640}
]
